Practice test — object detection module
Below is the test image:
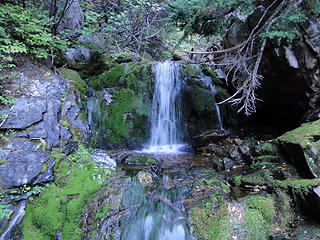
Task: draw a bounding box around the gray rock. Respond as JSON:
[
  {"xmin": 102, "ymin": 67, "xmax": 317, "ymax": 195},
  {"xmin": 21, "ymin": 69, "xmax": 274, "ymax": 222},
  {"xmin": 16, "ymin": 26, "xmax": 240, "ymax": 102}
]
[
  {"xmin": 33, "ymin": 158, "xmax": 55, "ymax": 185},
  {"xmin": 27, "ymin": 121, "xmax": 48, "ymax": 139},
  {"xmin": 5, "ymin": 138, "xmax": 39, "ymax": 151},
  {"xmin": 57, "ymin": 0, "xmax": 84, "ymax": 34},
  {"xmin": 91, "ymin": 149, "xmax": 116, "ymax": 170},
  {"xmin": 60, "ymin": 126, "xmax": 72, "ymax": 140},
  {"xmin": 0, "ymin": 200, "xmax": 26, "ymax": 240},
  {"xmin": 223, "ymin": 157, "xmax": 235, "ymax": 170},
  {"xmin": 0, "ymin": 98, "xmax": 47, "ymax": 130},
  {"xmin": 65, "ymin": 46, "xmax": 91, "ymax": 66},
  {"xmin": 43, "ymin": 99, "xmax": 61, "ymax": 147},
  {"xmin": 0, "ymin": 151, "xmax": 49, "ymax": 188}
]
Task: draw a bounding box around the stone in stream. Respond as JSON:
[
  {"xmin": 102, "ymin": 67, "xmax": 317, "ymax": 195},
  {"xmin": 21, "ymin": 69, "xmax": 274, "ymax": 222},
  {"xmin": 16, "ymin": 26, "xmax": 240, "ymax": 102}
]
[
  {"xmin": 91, "ymin": 149, "xmax": 117, "ymax": 169},
  {"xmin": 137, "ymin": 171, "xmax": 154, "ymax": 188}
]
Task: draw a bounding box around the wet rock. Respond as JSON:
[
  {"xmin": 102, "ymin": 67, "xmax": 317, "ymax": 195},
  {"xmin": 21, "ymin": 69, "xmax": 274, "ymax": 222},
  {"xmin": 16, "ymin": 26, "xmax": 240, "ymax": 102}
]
[
  {"xmin": 0, "ymin": 200, "xmax": 26, "ymax": 240},
  {"xmin": 0, "ymin": 98, "xmax": 47, "ymax": 130},
  {"xmin": 193, "ymin": 130, "xmax": 229, "ymax": 148},
  {"xmin": 137, "ymin": 171, "xmax": 154, "ymax": 188},
  {"xmin": 223, "ymin": 157, "xmax": 235, "ymax": 170},
  {"xmin": 91, "ymin": 149, "xmax": 117, "ymax": 170},
  {"xmin": 43, "ymin": 99, "xmax": 61, "ymax": 147},
  {"xmin": 0, "ymin": 151, "xmax": 50, "ymax": 188}
]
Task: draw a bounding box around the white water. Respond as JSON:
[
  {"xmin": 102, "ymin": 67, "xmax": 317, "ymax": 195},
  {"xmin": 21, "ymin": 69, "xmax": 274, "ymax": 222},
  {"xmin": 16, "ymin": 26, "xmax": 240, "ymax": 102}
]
[
  {"xmin": 198, "ymin": 67, "xmax": 224, "ymax": 130},
  {"xmin": 145, "ymin": 61, "xmax": 186, "ymax": 154}
]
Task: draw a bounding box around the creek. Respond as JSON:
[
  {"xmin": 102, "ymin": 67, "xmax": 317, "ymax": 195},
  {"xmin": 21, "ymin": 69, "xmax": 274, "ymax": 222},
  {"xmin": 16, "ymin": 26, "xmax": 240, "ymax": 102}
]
[{"xmin": 99, "ymin": 61, "xmax": 223, "ymax": 239}]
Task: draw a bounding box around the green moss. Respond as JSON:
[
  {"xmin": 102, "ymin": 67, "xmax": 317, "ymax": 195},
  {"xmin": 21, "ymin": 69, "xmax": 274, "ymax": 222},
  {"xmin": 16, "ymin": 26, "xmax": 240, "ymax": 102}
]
[
  {"xmin": 132, "ymin": 156, "xmax": 157, "ymax": 165},
  {"xmin": 106, "ymin": 88, "xmax": 134, "ymax": 145},
  {"xmin": 183, "ymin": 64, "xmax": 200, "ymax": 78},
  {"xmin": 215, "ymin": 86, "xmax": 230, "ymax": 102},
  {"xmin": 235, "ymin": 169, "xmax": 274, "ymax": 186},
  {"xmin": 234, "ymin": 176, "xmax": 242, "ymax": 186},
  {"xmin": 0, "ymin": 159, "xmax": 7, "ymax": 165},
  {"xmin": 204, "ymin": 178, "xmax": 219, "ymax": 185},
  {"xmin": 95, "ymin": 203, "xmax": 110, "ymax": 221},
  {"xmin": 250, "ymin": 161, "xmax": 276, "ymax": 169},
  {"xmin": 255, "ymin": 143, "xmax": 279, "ymax": 156},
  {"xmin": 23, "ymin": 145, "xmax": 110, "ymax": 240},
  {"xmin": 279, "ymin": 119, "xmax": 320, "ymax": 147},
  {"xmin": 62, "ymin": 120, "xmax": 69, "ymax": 127},
  {"xmin": 244, "ymin": 195, "xmax": 275, "ymax": 240},
  {"xmin": 102, "ymin": 64, "xmax": 125, "ymax": 87},
  {"xmin": 40, "ymin": 161, "xmax": 48, "ymax": 174},
  {"xmin": 201, "ymin": 67, "xmax": 224, "ymax": 86},
  {"xmin": 275, "ymin": 189, "xmax": 294, "ymax": 229},
  {"xmin": 275, "ymin": 178, "xmax": 320, "ymax": 197},
  {"xmin": 190, "ymin": 83, "xmax": 216, "ymax": 113},
  {"xmin": 220, "ymin": 182, "xmax": 230, "ymax": 191},
  {"xmin": 88, "ymin": 75, "xmax": 103, "ymax": 91},
  {"xmin": 191, "ymin": 203, "xmax": 230, "ymax": 240},
  {"xmin": 61, "ymin": 69, "xmax": 88, "ymax": 96}
]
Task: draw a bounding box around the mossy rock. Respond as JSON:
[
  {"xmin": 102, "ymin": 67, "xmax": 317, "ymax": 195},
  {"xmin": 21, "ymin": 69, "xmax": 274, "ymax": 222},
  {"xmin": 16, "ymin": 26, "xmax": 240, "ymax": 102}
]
[
  {"xmin": 244, "ymin": 195, "xmax": 275, "ymax": 240},
  {"xmin": 255, "ymin": 142, "xmax": 279, "ymax": 156},
  {"xmin": 60, "ymin": 68, "xmax": 88, "ymax": 96},
  {"xmin": 23, "ymin": 145, "xmax": 110, "ymax": 240},
  {"xmin": 180, "ymin": 64, "xmax": 200, "ymax": 78},
  {"xmin": 279, "ymin": 120, "xmax": 320, "ymax": 177},
  {"xmin": 88, "ymin": 64, "xmax": 125, "ymax": 90},
  {"xmin": 201, "ymin": 67, "xmax": 224, "ymax": 86},
  {"xmin": 106, "ymin": 88, "xmax": 134, "ymax": 146}
]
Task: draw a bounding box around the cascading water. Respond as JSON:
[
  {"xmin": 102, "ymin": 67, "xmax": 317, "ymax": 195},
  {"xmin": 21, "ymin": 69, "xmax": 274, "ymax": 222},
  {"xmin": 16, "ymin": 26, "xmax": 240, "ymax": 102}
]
[
  {"xmin": 146, "ymin": 61, "xmax": 186, "ymax": 153},
  {"xmin": 119, "ymin": 175, "xmax": 192, "ymax": 240},
  {"xmin": 198, "ymin": 67, "xmax": 224, "ymax": 130}
]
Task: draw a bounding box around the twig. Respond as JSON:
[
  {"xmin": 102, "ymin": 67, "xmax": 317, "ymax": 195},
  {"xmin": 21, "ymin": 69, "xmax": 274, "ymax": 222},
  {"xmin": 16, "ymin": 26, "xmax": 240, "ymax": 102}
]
[{"xmin": 0, "ymin": 105, "xmax": 14, "ymax": 128}]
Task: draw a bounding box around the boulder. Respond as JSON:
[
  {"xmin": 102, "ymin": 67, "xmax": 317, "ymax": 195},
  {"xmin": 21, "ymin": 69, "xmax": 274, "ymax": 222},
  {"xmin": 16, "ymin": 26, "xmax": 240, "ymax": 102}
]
[
  {"xmin": 0, "ymin": 150, "xmax": 52, "ymax": 189},
  {"xmin": 278, "ymin": 119, "xmax": 320, "ymax": 178}
]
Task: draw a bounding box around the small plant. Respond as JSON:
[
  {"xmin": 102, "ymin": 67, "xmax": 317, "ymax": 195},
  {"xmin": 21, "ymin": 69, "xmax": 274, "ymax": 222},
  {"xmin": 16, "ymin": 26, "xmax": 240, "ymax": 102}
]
[{"xmin": 0, "ymin": 205, "xmax": 12, "ymax": 220}]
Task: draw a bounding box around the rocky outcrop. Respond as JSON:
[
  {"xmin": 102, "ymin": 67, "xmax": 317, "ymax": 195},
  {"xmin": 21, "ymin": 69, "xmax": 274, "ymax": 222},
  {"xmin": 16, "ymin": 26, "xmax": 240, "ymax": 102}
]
[{"xmin": 0, "ymin": 61, "xmax": 90, "ymax": 238}]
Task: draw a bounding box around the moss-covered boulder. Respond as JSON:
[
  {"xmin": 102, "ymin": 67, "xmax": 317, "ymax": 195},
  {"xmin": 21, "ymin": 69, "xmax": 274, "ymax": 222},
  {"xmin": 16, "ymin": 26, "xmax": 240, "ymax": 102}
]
[
  {"xmin": 88, "ymin": 60, "xmax": 155, "ymax": 148},
  {"xmin": 60, "ymin": 68, "xmax": 88, "ymax": 97},
  {"xmin": 278, "ymin": 119, "xmax": 320, "ymax": 178},
  {"xmin": 181, "ymin": 79, "xmax": 221, "ymax": 139}
]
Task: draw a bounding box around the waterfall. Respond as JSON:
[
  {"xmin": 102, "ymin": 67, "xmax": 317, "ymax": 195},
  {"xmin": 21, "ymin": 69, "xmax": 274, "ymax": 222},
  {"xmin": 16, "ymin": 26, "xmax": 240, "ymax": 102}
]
[
  {"xmin": 198, "ymin": 67, "xmax": 224, "ymax": 130},
  {"xmin": 145, "ymin": 61, "xmax": 186, "ymax": 153}
]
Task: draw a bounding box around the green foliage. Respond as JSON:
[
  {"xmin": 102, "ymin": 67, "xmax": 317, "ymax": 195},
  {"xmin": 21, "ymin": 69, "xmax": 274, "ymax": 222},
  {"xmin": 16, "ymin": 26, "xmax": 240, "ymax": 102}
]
[
  {"xmin": 169, "ymin": 0, "xmax": 315, "ymax": 47},
  {"xmin": 0, "ymin": 3, "xmax": 67, "ymax": 69},
  {"xmin": 0, "ymin": 205, "xmax": 12, "ymax": 220}
]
